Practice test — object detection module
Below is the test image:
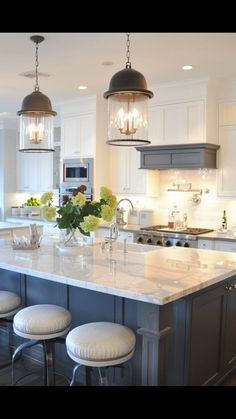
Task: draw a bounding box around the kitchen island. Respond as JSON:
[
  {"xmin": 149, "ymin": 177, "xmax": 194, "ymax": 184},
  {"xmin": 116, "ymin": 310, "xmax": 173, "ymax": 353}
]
[{"xmin": 0, "ymin": 237, "xmax": 236, "ymax": 386}]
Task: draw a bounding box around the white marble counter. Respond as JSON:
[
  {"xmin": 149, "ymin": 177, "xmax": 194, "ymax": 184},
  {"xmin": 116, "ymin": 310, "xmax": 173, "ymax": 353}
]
[{"xmin": 0, "ymin": 237, "xmax": 236, "ymax": 306}]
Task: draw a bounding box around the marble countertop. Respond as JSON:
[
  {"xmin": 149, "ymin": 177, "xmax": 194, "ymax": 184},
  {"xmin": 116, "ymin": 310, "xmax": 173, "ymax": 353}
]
[{"xmin": 0, "ymin": 237, "xmax": 236, "ymax": 305}]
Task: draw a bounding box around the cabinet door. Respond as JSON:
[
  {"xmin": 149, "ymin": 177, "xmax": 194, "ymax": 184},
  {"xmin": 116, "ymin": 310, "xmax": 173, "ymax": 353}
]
[
  {"xmin": 217, "ymin": 126, "xmax": 236, "ymax": 197},
  {"xmin": 163, "ymin": 103, "xmax": 187, "ymax": 144},
  {"xmin": 38, "ymin": 153, "xmax": 53, "ymax": 192},
  {"xmin": 16, "ymin": 153, "xmax": 53, "ymax": 193},
  {"xmin": 221, "ymin": 279, "xmax": 236, "ymax": 369},
  {"xmin": 187, "ymin": 284, "xmax": 226, "ymax": 385},
  {"xmin": 109, "ymin": 147, "xmax": 129, "ymax": 194},
  {"xmin": 61, "ymin": 116, "xmax": 80, "ymax": 158},
  {"xmin": 198, "ymin": 239, "xmax": 214, "ymax": 250},
  {"xmin": 129, "ymin": 148, "xmax": 146, "ymax": 194},
  {"xmin": 187, "ymin": 101, "xmax": 205, "ymax": 142},
  {"xmin": 215, "ymin": 240, "xmax": 236, "ymax": 252},
  {"xmin": 61, "ymin": 113, "xmax": 95, "ymax": 158},
  {"xmin": 16, "ymin": 153, "xmax": 38, "ymax": 192},
  {"xmin": 148, "ymin": 106, "xmax": 164, "ymax": 145},
  {"xmin": 148, "ymin": 101, "xmax": 205, "ymax": 145},
  {"xmin": 79, "ymin": 113, "xmax": 95, "ymax": 157}
]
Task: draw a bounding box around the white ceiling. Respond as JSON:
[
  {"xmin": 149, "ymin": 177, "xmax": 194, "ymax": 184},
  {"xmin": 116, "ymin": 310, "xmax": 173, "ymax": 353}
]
[{"xmin": 1, "ymin": 32, "xmax": 236, "ymax": 117}]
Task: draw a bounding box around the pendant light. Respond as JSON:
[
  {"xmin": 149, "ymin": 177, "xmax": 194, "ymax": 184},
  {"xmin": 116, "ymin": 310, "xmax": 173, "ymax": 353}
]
[
  {"xmin": 18, "ymin": 35, "xmax": 57, "ymax": 152},
  {"xmin": 104, "ymin": 33, "xmax": 153, "ymax": 146}
]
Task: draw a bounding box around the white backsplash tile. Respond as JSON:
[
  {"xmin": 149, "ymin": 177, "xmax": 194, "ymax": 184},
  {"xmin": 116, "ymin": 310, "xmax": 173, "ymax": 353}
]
[{"xmin": 119, "ymin": 169, "xmax": 236, "ymax": 229}]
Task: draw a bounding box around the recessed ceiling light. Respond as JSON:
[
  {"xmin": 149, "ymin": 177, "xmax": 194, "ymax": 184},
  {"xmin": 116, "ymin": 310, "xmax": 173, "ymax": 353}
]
[
  {"xmin": 182, "ymin": 65, "xmax": 193, "ymax": 71},
  {"xmin": 78, "ymin": 85, "xmax": 88, "ymax": 90},
  {"xmin": 102, "ymin": 61, "xmax": 114, "ymax": 66}
]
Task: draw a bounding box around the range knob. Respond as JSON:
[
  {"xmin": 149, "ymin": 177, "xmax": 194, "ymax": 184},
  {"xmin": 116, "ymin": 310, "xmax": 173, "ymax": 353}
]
[
  {"xmin": 137, "ymin": 236, "xmax": 143, "ymax": 243},
  {"xmin": 156, "ymin": 240, "xmax": 163, "ymax": 246},
  {"xmin": 147, "ymin": 238, "xmax": 153, "ymax": 245},
  {"xmin": 165, "ymin": 240, "xmax": 172, "ymax": 247},
  {"xmin": 184, "ymin": 242, "xmax": 190, "ymax": 248},
  {"xmin": 175, "ymin": 241, "xmax": 182, "ymax": 247}
]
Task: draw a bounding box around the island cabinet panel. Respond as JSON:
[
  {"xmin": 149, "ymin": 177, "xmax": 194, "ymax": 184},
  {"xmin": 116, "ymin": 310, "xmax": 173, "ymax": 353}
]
[
  {"xmin": 221, "ymin": 283, "xmax": 236, "ymax": 370},
  {"xmin": 185, "ymin": 275, "xmax": 236, "ymax": 386},
  {"xmin": 186, "ymin": 285, "xmax": 226, "ymax": 386}
]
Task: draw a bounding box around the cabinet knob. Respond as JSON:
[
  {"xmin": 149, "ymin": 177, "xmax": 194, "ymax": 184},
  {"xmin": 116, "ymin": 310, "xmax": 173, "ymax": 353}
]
[
  {"xmin": 233, "ymin": 283, "xmax": 236, "ymax": 289},
  {"xmin": 225, "ymin": 284, "xmax": 233, "ymax": 291}
]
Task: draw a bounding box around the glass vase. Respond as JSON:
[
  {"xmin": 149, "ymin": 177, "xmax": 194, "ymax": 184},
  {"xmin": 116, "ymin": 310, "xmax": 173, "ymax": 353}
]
[{"xmin": 59, "ymin": 228, "xmax": 78, "ymax": 247}]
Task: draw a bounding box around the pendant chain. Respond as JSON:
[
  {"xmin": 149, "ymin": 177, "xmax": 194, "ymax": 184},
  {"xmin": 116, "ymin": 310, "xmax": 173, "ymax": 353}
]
[
  {"xmin": 125, "ymin": 32, "xmax": 131, "ymax": 69},
  {"xmin": 34, "ymin": 42, "xmax": 40, "ymax": 92}
]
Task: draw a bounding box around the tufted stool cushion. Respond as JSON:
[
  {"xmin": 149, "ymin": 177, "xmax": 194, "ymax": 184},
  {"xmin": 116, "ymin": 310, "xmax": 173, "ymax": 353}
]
[
  {"xmin": 0, "ymin": 291, "xmax": 21, "ymax": 318},
  {"xmin": 66, "ymin": 322, "xmax": 136, "ymax": 367},
  {"xmin": 13, "ymin": 304, "xmax": 72, "ymax": 340}
]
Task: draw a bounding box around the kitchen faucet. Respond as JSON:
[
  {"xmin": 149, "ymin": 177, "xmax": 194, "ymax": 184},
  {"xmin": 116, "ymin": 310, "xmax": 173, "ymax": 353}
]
[{"xmin": 115, "ymin": 198, "xmax": 134, "ymax": 225}]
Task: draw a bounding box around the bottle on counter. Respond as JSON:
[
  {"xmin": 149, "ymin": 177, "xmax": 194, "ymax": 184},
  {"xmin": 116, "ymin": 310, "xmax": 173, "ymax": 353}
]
[
  {"xmin": 168, "ymin": 213, "xmax": 175, "ymax": 229},
  {"xmin": 222, "ymin": 210, "xmax": 227, "ymax": 230}
]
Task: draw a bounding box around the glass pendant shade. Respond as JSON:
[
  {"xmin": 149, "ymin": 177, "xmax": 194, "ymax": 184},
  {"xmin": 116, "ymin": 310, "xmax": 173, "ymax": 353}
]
[
  {"xmin": 104, "ymin": 34, "xmax": 153, "ymax": 146},
  {"xmin": 107, "ymin": 92, "xmax": 149, "ymax": 146},
  {"xmin": 18, "ymin": 35, "xmax": 57, "ymax": 153}
]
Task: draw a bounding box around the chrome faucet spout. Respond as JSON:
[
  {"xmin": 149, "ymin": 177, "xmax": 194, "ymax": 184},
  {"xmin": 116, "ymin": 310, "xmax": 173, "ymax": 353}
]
[{"xmin": 115, "ymin": 198, "xmax": 134, "ymax": 225}]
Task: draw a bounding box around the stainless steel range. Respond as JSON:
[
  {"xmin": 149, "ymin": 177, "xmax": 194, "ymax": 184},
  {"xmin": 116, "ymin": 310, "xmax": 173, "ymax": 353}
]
[{"xmin": 134, "ymin": 226, "xmax": 213, "ymax": 248}]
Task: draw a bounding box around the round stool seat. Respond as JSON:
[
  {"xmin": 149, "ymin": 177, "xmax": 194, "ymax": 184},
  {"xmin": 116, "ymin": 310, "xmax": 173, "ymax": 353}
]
[
  {"xmin": 66, "ymin": 322, "xmax": 136, "ymax": 367},
  {"xmin": 13, "ymin": 304, "xmax": 72, "ymax": 340},
  {"xmin": 0, "ymin": 291, "xmax": 21, "ymax": 318}
]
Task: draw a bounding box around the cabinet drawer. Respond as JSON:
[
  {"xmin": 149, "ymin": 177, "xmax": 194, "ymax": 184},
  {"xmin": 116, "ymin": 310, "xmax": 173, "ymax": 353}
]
[
  {"xmin": 198, "ymin": 239, "xmax": 214, "ymax": 250},
  {"xmin": 215, "ymin": 241, "xmax": 236, "ymax": 252}
]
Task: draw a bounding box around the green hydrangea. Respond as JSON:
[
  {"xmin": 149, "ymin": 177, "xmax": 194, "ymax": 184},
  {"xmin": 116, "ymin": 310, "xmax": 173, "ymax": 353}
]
[
  {"xmin": 41, "ymin": 192, "xmax": 54, "ymax": 205},
  {"xmin": 100, "ymin": 187, "xmax": 113, "ymax": 201},
  {"xmin": 80, "ymin": 215, "xmax": 101, "ymax": 232},
  {"xmin": 71, "ymin": 193, "xmax": 86, "ymax": 206},
  {"xmin": 41, "ymin": 205, "xmax": 57, "ymax": 221},
  {"xmin": 101, "ymin": 204, "xmax": 114, "ymax": 222}
]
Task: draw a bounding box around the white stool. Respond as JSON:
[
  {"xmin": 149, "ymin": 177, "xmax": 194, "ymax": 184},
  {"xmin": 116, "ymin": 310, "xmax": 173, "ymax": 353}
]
[
  {"xmin": 12, "ymin": 304, "xmax": 72, "ymax": 386},
  {"xmin": 66, "ymin": 322, "xmax": 136, "ymax": 386},
  {"xmin": 0, "ymin": 290, "xmax": 22, "ymax": 368}
]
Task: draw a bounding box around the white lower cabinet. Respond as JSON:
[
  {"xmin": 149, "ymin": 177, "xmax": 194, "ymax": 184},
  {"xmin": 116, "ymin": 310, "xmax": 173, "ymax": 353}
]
[
  {"xmin": 198, "ymin": 239, "xmax": 214, "ymax": 250},
  {"xmin": 214, "ymin": 241, "xmax": 236, "ymax": 253},
  {"xmin": 198, "ymin": 238, "xmax": 236, "ymax": 253}
]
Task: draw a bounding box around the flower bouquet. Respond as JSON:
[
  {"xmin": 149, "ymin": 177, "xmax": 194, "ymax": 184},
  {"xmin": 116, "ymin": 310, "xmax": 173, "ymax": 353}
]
[{"xmin": 40, "ymin": 186, "xmax": 117, "ymax": 246}]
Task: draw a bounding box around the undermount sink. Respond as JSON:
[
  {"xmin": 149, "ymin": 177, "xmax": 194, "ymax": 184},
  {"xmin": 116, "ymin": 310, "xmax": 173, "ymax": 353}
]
[{"xmin": 112, "ymin": 242, "xmax": 158, "ymax": 253}]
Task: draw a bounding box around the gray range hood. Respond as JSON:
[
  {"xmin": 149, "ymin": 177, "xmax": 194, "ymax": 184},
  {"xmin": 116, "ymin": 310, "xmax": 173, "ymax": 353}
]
[{"xmin": 136, "ymin": 143, "xmax": 220, "ymax": 170}]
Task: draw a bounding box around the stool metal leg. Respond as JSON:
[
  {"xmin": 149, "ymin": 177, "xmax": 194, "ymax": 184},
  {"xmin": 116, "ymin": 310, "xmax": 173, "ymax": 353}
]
[
  {"xmin": 12, "ymin": 340, "xmax": 37, "ymax": 386},
  {"xmin": 85, "ymin": 366, "xmax": 92, "ymax": 386},
  {"xmin": 98, "ymin": 367, "xmax": 108, "ymax": 386},
  {"xmin": 43, "ymin": 340, "xmax": 55, "ymax": 386},
  {"xmin": 70, "ymin": 364, "xmax": 81, "ymax": 386}
]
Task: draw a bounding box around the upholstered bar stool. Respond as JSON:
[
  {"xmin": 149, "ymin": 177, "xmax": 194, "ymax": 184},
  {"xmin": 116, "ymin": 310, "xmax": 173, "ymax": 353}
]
[
  {"xmin": 12, "ymin": 304, "xmax": 72, "ymax": 386},
  {"xmin": 0, "ymin": 290, "xmax": 22, "ymax": 368},
  {"xmin": 66, "ymin": 322, "xmax": 136, "ymax": 386}
]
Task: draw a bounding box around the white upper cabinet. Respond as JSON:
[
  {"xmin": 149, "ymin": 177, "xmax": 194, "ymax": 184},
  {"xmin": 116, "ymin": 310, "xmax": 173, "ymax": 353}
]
[
  {"xmin": 60, "ymin": 95, "xmax": 109, "ymax": 200},
  {"xmin": 16, "ymin": 152, "xmax": 53, "ymax": 192},
  {"xmin": 147, "ymin": 79, "xmax": 218, "ymax": 146},
  {"xmin": 217, "ymin": 102, "xmax": 236, "ymax": 197},
  {"xmin": 217, "ymin": 126, "xmax": 236, "ymax": 197},
  {"xmin": 109, "ymin": 146, "xmax": 159, "ymax": 196},
  {"xmin": 61, "ymin": 113, "xmax": 95, "ymax": 158},
  {"xmin": 149, "ymin": 100, "xmax": 205, "ymax": 145}
]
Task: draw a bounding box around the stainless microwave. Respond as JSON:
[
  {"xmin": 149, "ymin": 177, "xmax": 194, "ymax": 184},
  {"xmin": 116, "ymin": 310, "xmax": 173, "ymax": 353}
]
[{"xmin": 63, "ymin": 158, "xmax": 93, "ymax": 183}]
